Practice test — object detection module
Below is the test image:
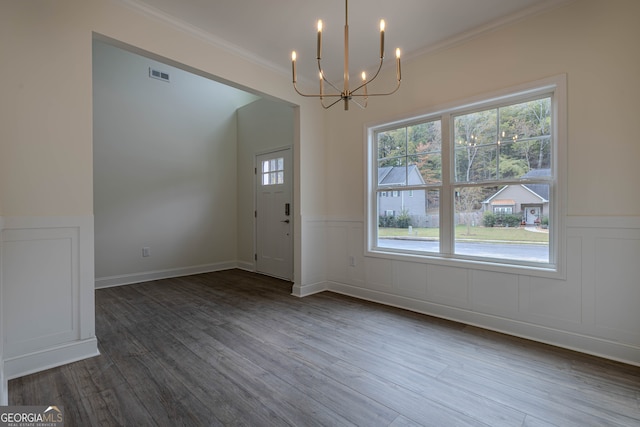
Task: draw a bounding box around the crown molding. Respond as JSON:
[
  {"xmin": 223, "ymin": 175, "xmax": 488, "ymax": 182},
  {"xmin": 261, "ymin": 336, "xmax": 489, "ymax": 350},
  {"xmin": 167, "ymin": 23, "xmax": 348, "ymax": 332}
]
[
  {"xmin": 116, "ymin": 0, "xmax": 290, "ymax": 77},
  {"xmin": 403, "ymin": 0, "xmax": 576, "ymax": 64},
  {"xmin": 115, "ymin": 0, "xmax": 575, "ymax": 86}
]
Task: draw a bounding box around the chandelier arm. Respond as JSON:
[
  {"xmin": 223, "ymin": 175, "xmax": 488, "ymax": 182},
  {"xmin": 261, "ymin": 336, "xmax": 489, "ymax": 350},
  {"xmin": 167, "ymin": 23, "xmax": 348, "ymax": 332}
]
[
  {"xmin": 293, "ymin": 81, "xmax": 342, "ymax": 98},
  {"xmin": 321, "ymin": 97, "xmax": 345, "ymax": 109},
  {"xmin": 318, "ymin": 60, "xmax": 342, "ymax": 94},
  {"xmin": 351, "ymin": 79, "xmax": 401, "ymax": 97},
  {"xmin": 351, "ymin": 97, "xmax": 368, "ymax": 109},
  {"xmin": 350, "ymin": 58, "xmax": 384, "ymax": 95}
]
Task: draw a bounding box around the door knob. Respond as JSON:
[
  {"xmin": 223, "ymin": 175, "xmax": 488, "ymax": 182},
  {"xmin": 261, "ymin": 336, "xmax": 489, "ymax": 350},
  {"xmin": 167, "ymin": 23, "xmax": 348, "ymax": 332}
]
[{"xmin": 281, "ymin": 219, "xmax": 290, "ymax": 223}]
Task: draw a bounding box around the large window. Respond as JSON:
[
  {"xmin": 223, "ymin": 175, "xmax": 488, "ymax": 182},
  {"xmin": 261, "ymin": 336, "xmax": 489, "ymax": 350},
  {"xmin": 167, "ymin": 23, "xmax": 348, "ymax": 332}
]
[{"xmin": 368, "ymin": 77, "xmax": 565, "ymax": 272}]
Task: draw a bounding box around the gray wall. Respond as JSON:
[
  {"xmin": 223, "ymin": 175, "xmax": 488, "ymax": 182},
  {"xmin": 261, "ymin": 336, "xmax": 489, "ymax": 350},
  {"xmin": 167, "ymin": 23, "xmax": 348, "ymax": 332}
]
[{"xmin": 93, "ymin": 40, "xmax": 258, "ymax": 282}]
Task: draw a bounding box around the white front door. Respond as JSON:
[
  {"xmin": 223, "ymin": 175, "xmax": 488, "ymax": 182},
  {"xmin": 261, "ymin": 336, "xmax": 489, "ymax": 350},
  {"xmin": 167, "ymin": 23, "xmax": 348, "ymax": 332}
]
[
  {"xmin": 255, "ymin": 148, "xmax": 293, "ymax": 280},
  {"xmin": 525, "ymin": 206, "xmax": 541, "ymax": 225}
]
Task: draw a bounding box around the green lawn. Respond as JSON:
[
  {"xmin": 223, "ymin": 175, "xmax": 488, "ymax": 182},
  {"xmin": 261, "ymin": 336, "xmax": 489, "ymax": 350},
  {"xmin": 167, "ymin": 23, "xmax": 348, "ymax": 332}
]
[{"xmin": 379, "ymin": 225, "xmax": 549, "ymax": 243}]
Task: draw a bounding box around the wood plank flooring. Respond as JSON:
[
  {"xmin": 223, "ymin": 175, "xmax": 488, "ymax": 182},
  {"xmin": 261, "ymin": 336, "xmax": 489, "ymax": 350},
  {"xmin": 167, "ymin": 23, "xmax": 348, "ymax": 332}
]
[{"xmin": 9, "ymin": 269, "xmax": 640, "ymax": 426}]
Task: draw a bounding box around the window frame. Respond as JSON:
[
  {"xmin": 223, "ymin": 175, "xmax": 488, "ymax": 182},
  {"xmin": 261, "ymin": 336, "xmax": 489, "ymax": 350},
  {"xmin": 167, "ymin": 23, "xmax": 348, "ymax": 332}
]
[{"xmin": 365, "ymin": 75, "xmax": 567, "ymax": 278}]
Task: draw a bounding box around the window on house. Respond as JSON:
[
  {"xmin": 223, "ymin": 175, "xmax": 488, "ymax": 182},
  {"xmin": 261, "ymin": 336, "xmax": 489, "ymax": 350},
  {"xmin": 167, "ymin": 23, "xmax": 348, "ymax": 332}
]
[
  {"xmin": 493, "ymin": 206, "xmax": 513, "ymax": 214},
  {"xmin": 368, "ymin": 77, "xmax": 564, "ymax": 271}
]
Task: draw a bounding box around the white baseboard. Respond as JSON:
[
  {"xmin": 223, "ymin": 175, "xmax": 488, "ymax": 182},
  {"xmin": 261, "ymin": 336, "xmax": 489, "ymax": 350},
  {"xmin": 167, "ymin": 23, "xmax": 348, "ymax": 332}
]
[
  {"xmin": 236, "ymin": 261, "xmax": 255, "ymax": 272},
  {"xmin": 95, "ymin": 261, "xmax": 238, "ymax": 288},
  {"xmin": 326, "ymin": 281, "xmax": 640, "ymax": 367},
  {"xmin": 291, "ymin": 280, "xmax": 328, "ymax": 297},
  {"xmin": 3, "ymin": 338, "xmax": 100, "ymax": 381}
]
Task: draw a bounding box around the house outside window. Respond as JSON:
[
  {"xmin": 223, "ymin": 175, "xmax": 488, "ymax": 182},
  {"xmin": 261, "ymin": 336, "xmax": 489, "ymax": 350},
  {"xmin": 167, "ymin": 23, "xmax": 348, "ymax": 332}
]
[{"xmin": 367, "ymin": 76, "xmax": 566, "ymax": 273}]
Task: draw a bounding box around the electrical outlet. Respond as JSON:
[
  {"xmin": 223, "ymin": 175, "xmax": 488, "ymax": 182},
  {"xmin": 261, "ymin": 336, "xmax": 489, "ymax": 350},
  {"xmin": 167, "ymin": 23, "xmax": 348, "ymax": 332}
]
[{"xmin": 142, "ymin": 247, "xmax": 150, "ymax": 257}]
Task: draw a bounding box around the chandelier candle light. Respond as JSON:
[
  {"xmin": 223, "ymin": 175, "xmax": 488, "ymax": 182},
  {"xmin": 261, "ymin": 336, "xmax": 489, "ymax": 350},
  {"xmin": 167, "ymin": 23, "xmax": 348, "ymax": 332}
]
[{"xmin": 291, "ymin": 0, "xmax": 401, "ymax": 110}]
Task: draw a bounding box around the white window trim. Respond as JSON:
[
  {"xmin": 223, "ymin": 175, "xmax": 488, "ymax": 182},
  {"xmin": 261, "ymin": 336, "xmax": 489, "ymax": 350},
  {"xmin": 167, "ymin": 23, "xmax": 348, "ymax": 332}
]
[{"xmin": 365, "ymin": 75, "xmax": 567, "ymax": 279}]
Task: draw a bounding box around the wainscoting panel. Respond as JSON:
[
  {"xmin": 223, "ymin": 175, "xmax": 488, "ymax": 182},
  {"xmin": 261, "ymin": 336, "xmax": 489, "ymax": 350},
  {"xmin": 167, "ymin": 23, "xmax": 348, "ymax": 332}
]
[
  {"xmin": 1, "ymin": 216, "xmax": 98, "ymax": 380},
  {"xmin": 525, "ymin": 236, "xmax": 582, "ymax": 325},
  {"xmin": 347, "ymin": 224, "xmax": 365, "ymax": 286},
  {"xmin": 292, "ymin": 217, "xmax": 328, "ymax": 296},
  {"xmin": 469, "ymin": 270, "xmax": 519, "ymax": 317},
  {"xmin": 392, "ymin": 261, "xmax": 427, "ymax": 299},
  {"xmin": 365, "ymin": 257, "xmax": 394, "ymax": 293},
  {"xmin": 2, "ymin": 228, "xmax": 77, "ymax": 357},
  {"xmin": 319, "ymin": 216, "xmax": 640, "ymax": 365},
  {"xmin": 594, "ymin": 234, "xmax": 640, "ymax": 346},
  {"xmin": 426, "ymin": 264, "xmax": 470, "ymax": 308},
  {"xmin": 326, "ymin": 223, "xmax": 348, "ymax": 283}
]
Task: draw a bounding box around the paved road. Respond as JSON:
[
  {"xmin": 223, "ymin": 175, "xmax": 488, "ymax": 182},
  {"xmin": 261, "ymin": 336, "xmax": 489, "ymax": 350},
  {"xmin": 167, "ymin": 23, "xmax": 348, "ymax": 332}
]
[{"xmin": 378, "ymin": 238, "xmax": 549, "ymax": 263}]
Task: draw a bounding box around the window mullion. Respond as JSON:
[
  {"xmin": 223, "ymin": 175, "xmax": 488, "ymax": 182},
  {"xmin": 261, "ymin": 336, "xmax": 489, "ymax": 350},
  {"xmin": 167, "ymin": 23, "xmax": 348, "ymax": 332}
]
[
  {"xmin": 440, "ymin": 114, "xmax": 453, "ymax": 255},
  {"xmin": 496, "ymin": 107, "xmax": 501, "ymax": 180}
]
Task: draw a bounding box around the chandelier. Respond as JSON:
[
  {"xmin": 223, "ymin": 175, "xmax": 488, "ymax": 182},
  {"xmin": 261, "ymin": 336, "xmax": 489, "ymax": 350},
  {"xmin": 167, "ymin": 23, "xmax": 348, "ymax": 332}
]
[{"xmin": 291, "ymin": 0, "xmax": 401, "ymax": 110}]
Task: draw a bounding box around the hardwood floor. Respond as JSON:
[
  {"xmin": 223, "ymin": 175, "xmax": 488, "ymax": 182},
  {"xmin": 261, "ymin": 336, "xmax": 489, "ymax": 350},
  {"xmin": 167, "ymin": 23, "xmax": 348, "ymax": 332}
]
[{"xmin": 9, "ymin": 269, "xmax": 640, "ymax": 426}]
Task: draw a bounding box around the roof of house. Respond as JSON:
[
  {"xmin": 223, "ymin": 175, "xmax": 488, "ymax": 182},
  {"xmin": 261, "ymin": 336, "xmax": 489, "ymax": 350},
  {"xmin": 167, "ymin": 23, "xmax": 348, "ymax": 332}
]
[
  {"xmin": 483, "ymin": 169, "xmax": 551, "ymax": 203},
  {"xmin": 521, "ymin": 168, "xmax": 550, "ymax": 201},
  {"xmin": 378, "ymin": 165, "xmax": 426, "ymax": 186}
]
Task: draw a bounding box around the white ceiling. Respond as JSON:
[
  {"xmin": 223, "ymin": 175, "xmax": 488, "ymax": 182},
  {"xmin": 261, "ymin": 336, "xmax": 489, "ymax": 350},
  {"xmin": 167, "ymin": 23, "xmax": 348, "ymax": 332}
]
[{"xmin": 130, "ymin": 0, "xmax": 569, "ymax": 86}]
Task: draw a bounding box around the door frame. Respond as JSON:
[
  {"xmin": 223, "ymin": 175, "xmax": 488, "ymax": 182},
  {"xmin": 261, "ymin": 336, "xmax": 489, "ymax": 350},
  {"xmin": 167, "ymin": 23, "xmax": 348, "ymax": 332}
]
[{"xmin": 254, "ymin": 145, "xmax": 294, "ymax": 280}]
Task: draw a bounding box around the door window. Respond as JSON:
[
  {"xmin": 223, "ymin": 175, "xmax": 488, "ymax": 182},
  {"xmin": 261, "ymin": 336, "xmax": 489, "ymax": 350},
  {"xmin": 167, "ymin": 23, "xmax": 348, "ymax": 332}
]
[{"xmin": 262, "ymin": 158, "xmax": 284, "ymax": 185}]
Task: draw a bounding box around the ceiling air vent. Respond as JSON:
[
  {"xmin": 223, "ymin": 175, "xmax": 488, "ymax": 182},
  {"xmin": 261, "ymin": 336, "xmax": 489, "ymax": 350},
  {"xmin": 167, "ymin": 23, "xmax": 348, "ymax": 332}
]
[{"xmin": 149, "ymin": 67, "xmax": 170, "ymax": 82}]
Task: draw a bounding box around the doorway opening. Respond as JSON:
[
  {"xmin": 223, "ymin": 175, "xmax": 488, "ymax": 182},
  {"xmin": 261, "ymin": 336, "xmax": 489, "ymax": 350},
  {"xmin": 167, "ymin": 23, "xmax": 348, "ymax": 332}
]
[{"xmin": 92, "ymin": 34, "xmax": 296, "ymax": 288}]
